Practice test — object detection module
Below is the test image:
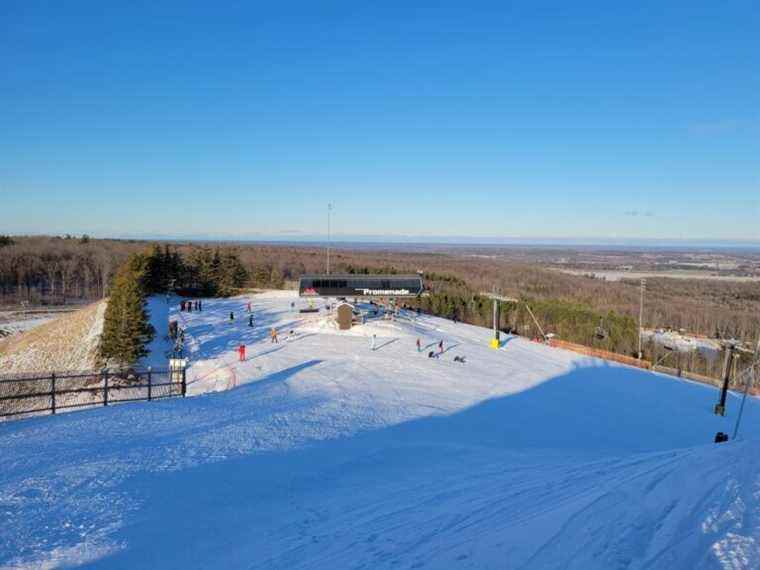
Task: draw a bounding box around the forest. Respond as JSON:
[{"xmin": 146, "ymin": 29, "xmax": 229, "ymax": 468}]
[{"xmin": 3, "ymin": 235, "xmax": 759, "ymax": 373}]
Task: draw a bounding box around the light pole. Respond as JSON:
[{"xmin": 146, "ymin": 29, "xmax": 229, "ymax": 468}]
[
  {"xmin": 326, "ymin": 203, "xmax": 333, "ymax": 275},
  {"xmin": 638, "ymin": 278, "xmax": 646, "ymax": 360}
]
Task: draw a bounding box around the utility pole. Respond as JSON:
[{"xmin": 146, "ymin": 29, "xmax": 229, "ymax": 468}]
[
  {"xmin": 326, "ymin": 203, "xmax": 333, "ymax": 275},
  {"xmin": 638, "ymin": 278, "xmax": 646, "ymax": 360}
]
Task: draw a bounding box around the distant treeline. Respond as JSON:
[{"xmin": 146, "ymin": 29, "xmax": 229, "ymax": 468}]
[{"xmin": 0, "ymin": 235, "xmax": 129, "ymax": 304}]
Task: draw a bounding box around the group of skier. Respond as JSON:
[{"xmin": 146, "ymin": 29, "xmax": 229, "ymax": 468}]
[
  {"xmin": 417, "ymin": 338, "xmax": 445, "ymax": 355},
  {"xmin": 232, "ymin": 301, "xmax": 283, "ymax": 361},
  {"xmin": 180, "ymin": 299, "xmax": 201, "ymax": 312},
  {"xmin": 230, "ymin": 298, "xmax": 463, "ymax": 364}
]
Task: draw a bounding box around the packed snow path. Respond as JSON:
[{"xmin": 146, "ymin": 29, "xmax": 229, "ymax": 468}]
[{"xmin": 1, "ymin": 291, "xmax": 759, "ymax": 569}]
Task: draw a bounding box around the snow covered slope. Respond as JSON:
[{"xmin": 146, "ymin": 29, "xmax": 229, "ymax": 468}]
[
  {"xmin": 1, "ymin": 291, "xmax": 758, "ymax": 569},
  {"xmin": 0, "ymin": 301, "xmax": 106, "ymax": 374}
]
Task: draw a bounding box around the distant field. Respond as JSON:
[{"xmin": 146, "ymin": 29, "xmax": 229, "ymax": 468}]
[{"xmin": 553, "ymin": 268, "xmax": 760, "ymax": 282}]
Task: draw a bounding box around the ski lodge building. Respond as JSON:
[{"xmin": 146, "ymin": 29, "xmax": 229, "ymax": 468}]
[
  {"xmin": 299, "ymin": 274, "xmax": 424, "ymax": 331},
  {"xmin": 298, "ymin": 274, "xmax": 424, "ymax": 299}
]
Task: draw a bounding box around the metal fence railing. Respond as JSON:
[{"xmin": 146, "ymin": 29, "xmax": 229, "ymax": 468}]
[{"xmin": 0, "ymin": 367, "xmax": 186, "ymax": 421}]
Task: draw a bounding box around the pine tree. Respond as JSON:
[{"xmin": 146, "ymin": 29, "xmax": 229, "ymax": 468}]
[
  {"xmin": 144, "ymin": 244, "xmax": 165, "ymax": 293},
  {"xmin": 99, "ymin": 255, "xmax": 155, "ymax": 367}
]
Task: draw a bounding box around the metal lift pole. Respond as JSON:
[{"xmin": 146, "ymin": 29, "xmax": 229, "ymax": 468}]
[
  {"xmin": 492, "ymin": 298, "xmax": 500, "ymax": 349},
  {"xmin": 733, "ymin": 337, "xmax": 760, "ymax": 439},
  {"xmin": 714, "ymin": 344, "xmax": 735, "ymax": 416},
  {"xmin": 524, "ymin": 303, "xmax": 547, "ymax": 342}
]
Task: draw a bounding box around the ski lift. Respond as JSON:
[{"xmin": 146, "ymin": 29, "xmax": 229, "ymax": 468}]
[{"xmin": 595, "ymin": 317, "xmax": 608, "ymax": 340}]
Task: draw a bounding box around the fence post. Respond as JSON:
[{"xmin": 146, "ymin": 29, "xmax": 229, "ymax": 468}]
[
  {"xmin": 147, "ymin": 366, "xmax": 152, "ymax": 401},
  {"xmin": 51, "ymin": 373, "xmax": 56, "ymax": 415},
  {"xmin": 181, "ymin": 366, "xmax": 186, "ymax": 397},
  {"xmin": 103, "ymin": 369, "xmax": 109, "ymax": 406}
]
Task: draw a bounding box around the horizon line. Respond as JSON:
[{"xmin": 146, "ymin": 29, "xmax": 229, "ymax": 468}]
[{"xmin": 7, "ymin": 232, "xmax": 760, "ymax": 249}]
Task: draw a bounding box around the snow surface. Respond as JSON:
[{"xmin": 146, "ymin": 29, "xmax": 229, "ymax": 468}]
[
  {"xmin": 0, "ymin": 302, "xmax": 106, "ymax": 375},
  {"xmin": 0, "ymin": 316, "xmax": 55, "ymax": 337},
  {"xmin": 1, "ymin": 291, "xmax": 759, "ymax": 569}
]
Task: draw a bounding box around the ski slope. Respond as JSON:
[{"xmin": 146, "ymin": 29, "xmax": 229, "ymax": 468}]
[{"xmin": 1, "ymin": 290, "xmax": 759, "ymax": 569}]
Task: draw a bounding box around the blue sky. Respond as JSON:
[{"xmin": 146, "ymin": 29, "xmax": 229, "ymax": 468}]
[{"xmin": 1, "ymin": 1, "xmax": 759, "ymax": 243}]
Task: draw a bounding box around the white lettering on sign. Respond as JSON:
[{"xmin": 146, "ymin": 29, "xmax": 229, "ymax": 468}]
[{"xmin": 359, "ymin": 288, "xmax": 411, "ymax": 296}]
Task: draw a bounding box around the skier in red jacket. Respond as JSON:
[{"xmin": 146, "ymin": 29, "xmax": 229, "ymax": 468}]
[{"xmin": 238, "ymin": 344, "xmax": 246, "ymax": 362}]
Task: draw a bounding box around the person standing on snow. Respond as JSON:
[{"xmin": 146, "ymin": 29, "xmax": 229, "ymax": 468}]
[
  {"xmin": 249, "ymin": 315, "xmax": 254, "ymax": 327},
  {"xmin": 416, "ymin": 338, "xmax": 421, "ymax": 352},
  {"xmin": 238, "ymin": 344, "xmax": 246, "ymax": 362},
  {"xmin": 230, "ymin": 311, "xmax": 234, "ymax": 322},
  {"xmin": 247, "ymin": 302, "xmax": 252, "ymax": 313},
  {"xmin": 271, "ymin": 328, "xmax": 279, "ymax": 343},
  {"xmin": 371, "ymin": 334, "xmax": 377, "ymax": 351},
  {"xmin": 438, "ymin": 340, "xmax": 444, "ymax": 354}
]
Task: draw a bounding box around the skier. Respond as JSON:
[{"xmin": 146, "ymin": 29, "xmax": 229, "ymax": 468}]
[
  {"xmin": 248, "ymin": 315, "xmax": 254, "ymax": 327},
  {"xmin": 438, "ymin": 340, "xmax": 444, "ymax": 354},
  {"xmin": 187, "ymin": 301, "xmax": 192, "ymax": 313},
  {"xmin": 416, "ymin": 338, "xmax": 421, "ymax": 352},
  {"xmin": 371, "ymin": 334, "xmax": 377, "ymax": 351},
  {"xmin": 198, "ymin": 300, "xmax": 202, "ymax": 311},
  {"xmin": 230, "ymin": 311, "xmax": 234, "ymax": 322},
  {"xmin": 238, "ymin": 344, "xmax": 246, "ymax": 362},
  {"xmin": 247, "ymin": 302, "xmax": 252, "ymax": 313},
  {"xmin": 270, "ymin": 328, "xmax": 279, "ymax": 344},
  {"xmin": 180, "ymin": 300, "xmax": 186, "ymax": 312}
]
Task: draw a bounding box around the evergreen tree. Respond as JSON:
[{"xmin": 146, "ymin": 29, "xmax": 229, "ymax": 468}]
[
  {"xmin": 99, "ymin": 255, "xmax": 155, "ymax": 367},
  {"xmin": 144, "ymin": 244, "xmax": 165, "ymax": 293}
]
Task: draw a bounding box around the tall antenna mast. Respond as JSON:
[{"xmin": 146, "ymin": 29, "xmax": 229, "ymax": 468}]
[{"xmin": 326, "ymin": 203, "xmax": 333, "ymax": 275}]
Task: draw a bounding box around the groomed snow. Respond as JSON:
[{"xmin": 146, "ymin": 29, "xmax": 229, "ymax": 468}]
[{"xmin": 1, "ymin": 290, "xmax": 758, "ymax": 569}]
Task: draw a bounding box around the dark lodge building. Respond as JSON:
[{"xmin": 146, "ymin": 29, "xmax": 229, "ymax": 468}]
[{"xmin": 299, "ymin": 274, "xmax": 424, "ymax": 298}]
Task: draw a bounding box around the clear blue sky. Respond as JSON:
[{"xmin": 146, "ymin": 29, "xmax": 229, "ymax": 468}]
[{"xmin": 1, "ymin": 1, "xmax": 759, "ymax": 243}]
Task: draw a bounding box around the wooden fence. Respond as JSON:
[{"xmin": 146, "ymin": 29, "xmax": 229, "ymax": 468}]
[
  {"xmin": 0, "ymin": 367, "xmax": 186, "ymax": 420},
  {"xmin": 547, "ymin": 338, "xmax": 759, "ymax": 395},
  {"xmin": 547, "ymin": 339, "xmax": 652, "ymax": 370}
]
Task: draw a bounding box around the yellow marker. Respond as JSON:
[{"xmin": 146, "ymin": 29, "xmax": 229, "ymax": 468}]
[{"xmin": 490, "ymin": 338, "xmax": 500, "ymax": 349}]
